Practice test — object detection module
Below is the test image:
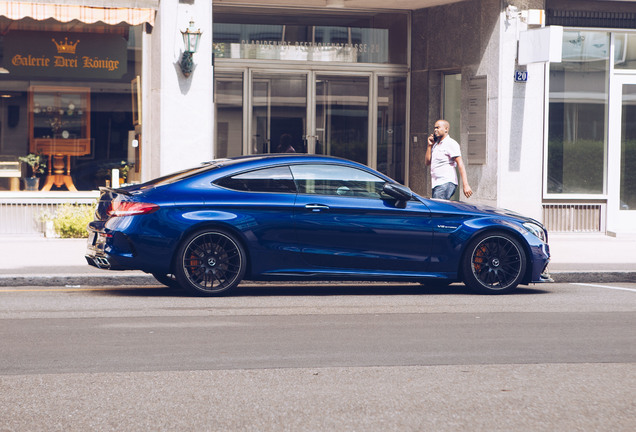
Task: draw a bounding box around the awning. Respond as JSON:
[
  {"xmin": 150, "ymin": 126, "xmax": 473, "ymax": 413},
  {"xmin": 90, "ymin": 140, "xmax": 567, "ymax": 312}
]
[{"xmin": 0, "ymin": 2, "xmax": 156, "ymax": 27}]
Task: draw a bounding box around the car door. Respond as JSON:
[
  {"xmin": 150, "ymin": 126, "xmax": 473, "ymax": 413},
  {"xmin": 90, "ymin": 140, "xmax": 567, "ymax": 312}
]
[
  {"xmin": 213, "ymin": 165, "xmax": 299, "ymax": 273},
  {"xmin": 290, "ymin": 163, "xmax": 433, "ymax": 273}
]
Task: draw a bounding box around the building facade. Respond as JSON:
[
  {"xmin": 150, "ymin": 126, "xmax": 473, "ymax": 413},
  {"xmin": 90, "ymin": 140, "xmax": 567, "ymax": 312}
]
[{"xmin": 1, "ymin": 0, "xmax": 635, "ymax": 236}]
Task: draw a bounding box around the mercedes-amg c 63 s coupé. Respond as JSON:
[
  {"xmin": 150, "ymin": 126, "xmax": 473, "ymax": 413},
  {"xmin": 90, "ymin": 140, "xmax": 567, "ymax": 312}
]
[{"xmin": 86, "ymin": 154, "xmax": 551, "ymax": 295}]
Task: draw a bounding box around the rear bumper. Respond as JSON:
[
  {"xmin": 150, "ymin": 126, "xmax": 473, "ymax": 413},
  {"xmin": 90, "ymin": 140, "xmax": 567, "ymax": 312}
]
[{"xmin": 85, "ymin": 229, "xmax": 138, "ymax": 271}]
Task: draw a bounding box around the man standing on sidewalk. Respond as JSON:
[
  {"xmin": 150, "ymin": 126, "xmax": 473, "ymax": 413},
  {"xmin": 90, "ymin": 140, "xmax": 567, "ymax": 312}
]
[{"xmin": 425, "ymin": 119, "xmax": 473, "ymax": 200}]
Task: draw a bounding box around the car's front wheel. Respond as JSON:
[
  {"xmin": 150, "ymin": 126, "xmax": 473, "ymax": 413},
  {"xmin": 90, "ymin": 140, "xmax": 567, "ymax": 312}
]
[
  {"xmin": 175, "ymin": 229, "xmax": 246, "ymax": 296},
  {"xmin": 462, "ymin": 232, "xmax": 526, "ymax": 294}
]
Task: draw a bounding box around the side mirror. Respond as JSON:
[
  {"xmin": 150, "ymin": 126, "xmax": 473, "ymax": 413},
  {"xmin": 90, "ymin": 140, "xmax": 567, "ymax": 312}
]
[{"xmin": 383, "ymin": 182, "xmax": 413, "ymax": 202}]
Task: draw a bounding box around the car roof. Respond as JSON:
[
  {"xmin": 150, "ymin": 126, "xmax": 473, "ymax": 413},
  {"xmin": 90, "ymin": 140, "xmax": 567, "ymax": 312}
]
[
  {"xmin": 204, "ymin": 153, "xmax": 378, "ymax": 175},
  {"xmin": 205, "ymin": 153, "xmax": 353, "ymax": 167}
]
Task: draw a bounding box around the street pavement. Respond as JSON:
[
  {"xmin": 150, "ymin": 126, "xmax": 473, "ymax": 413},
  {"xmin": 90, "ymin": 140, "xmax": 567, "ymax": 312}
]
[{"xmin": 0, "ymin": 233, "xmax": 634, "ymax": 286}]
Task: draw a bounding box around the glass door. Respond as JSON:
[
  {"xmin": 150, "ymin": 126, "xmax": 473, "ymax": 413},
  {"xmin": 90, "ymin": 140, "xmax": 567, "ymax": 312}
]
[
  {"xmin": 214, "ymin": 71, "xmax": 244, "ymax": 158},
  {"xmin": 608, "ymin": 75, "xmax": 636, "ymax": 233},
  {"xmin": 377, "ymin": 76, "xmax": 407, "ymax": 183},
  {"xmin": 250, "ymin": 72, "xmax": 308, "ymax": 155},
  {"xmin": 315, "ymin": 74, "xmax": 370, "ymax": 165},
  {"xmin": 215, "ymin": 68, "xmax": 405, "ymax": 182}
]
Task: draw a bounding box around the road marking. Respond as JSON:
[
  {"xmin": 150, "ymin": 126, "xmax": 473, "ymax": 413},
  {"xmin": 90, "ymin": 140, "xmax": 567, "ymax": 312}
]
[{"xmin": 572, "ymin": 283, "xmax": 636, "ymax": 293}]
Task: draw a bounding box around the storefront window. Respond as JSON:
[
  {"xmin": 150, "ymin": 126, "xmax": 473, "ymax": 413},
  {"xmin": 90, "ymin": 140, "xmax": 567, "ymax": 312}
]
[
  {"xmin": 213, "ymin": 7, "xmax": 407, "ymax": 65},
  {"xmin": 0, "ymin": 18, "xmax": 143, "ymax": 192},
  {"xmin": 620, "ymin": 84, "xmax": 636, "ymax": 209},
  {"xmin": 614, "ymin": 33, "xmax": 636, "ymax": 70},
  {"xmin": 547, "ymin": 30, "xmax": 609, "ymax": 195}
]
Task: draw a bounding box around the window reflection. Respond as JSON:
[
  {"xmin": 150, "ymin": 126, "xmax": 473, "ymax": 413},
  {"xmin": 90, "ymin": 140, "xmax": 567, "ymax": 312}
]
[
  {"xmin": 290, "ymin": 164, "xmax": 385, "ymax": 198},
  {"xmin": 621, "ymin": 84, "xmax": 636, "ymax": 210},
  {"xmin": 614, "ymin": 33, "xmax": 636, "ymax": 70},
  {"xmin": 213, "ymin": 8, "xmax": 406, "ymax": 64},
  {"xmin": 214, "ymin": 73, "xmax": 243, "ymax": 158},
  {"xmin": 377, "ymin": 76, "xmax": 406, "ymax": 183},
  {"xmin": 315, "ymin": 75, "xmax": 369, "ymax": 165},
  {"xmin": 547, "ymin": 31, "xmax": 609, "ymax": 195},
  {"xmin": 252, "ymin": 73, "xmax": 307, "ymax": 155}
]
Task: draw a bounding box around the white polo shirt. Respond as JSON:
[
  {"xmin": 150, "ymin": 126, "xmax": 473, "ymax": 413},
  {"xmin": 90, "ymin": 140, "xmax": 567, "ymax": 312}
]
[{"xmin": 430, "ymin": 136, "xmax": 461, "ymax": 188}]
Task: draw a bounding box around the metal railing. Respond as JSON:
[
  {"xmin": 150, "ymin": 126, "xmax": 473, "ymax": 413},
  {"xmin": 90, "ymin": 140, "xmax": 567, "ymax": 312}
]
[{"xmin": 0, "ymin": 193, "xmax": 98, "ymax": 235}]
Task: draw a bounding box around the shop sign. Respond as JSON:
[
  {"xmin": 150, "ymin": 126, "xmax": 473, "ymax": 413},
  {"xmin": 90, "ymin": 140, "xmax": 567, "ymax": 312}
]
[
  {"xmin": 214, "ymin": 40, "xmax": 387, "ymax": 63},
  {"xmin": 3, "ymin": 31, "xmax": 127, "ymax": 80}
]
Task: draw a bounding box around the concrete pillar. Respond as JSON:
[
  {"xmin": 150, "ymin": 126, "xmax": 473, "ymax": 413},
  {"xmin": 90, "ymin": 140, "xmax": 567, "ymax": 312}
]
[{"xmin": 148, "ymin": 0, "xmax": 213, "ymax": 179}]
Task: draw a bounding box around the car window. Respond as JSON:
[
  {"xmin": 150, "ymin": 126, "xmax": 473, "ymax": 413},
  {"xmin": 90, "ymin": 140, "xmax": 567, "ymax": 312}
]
[
  {"xmin": 136, "ymin": 164, "xmax": 217, "ymax": 189},
  {"xmin": 215, "ymin": 166, "xmax": 296, "ymax": 193},
  {"xmin": 290, "ymin": 164, "xmax": 386, "ymax": 198}
]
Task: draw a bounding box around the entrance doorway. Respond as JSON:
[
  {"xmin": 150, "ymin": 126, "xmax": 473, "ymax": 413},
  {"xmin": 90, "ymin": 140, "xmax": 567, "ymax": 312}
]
[
  {"xmin": 214, "ymin": 68, "xmax": 407, "ymax": 183},
  {"xmin": 608, "ymin": 75, "xmax": 636, "ymax": 233},
  {"xmin": 315, "ymin": 75, "xmax": 370, "ymax": 165},
  {"xmin": 252, "ymin": 72, "xmax": 307, "ymax": 154}
]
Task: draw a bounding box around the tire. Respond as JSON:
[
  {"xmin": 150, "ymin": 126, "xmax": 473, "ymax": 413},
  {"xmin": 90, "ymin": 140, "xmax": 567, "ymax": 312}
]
[
  {"xmin": 462, "ymin": 232, "xmax": 526, "ymax": 294},
  {"xmin": 175, "ymin": 229, "xmax": 246, "ymax": 296},
  {"xmin": 152, "ymin": 273, "xmax": 179, "ymax": 288}
]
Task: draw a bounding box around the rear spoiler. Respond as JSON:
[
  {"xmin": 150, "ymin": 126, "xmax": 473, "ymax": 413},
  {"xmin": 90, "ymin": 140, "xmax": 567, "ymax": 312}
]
[{"xmin": 98, "ymin": 186, "xmax": 132, "ymax": 197}]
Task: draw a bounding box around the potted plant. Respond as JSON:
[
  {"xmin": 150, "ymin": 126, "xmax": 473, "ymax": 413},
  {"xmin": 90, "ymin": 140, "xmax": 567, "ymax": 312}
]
[
  {"xmin": 119, "ymin": 161, "xmax": 134, "ymax": 185},
  {"xmin": 19, "ymin": 153, "xmax": 47, "ymax": 191}
]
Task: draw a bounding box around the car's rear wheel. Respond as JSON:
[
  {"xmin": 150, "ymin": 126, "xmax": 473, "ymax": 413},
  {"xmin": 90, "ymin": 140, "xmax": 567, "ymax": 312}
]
[
  {"xmin": 462, "ymin": 232, "xmax": 526, "ymax": 294},
  {"xmin": 175, "ymin": 229, "xmax": 246, "ymax": 296}
]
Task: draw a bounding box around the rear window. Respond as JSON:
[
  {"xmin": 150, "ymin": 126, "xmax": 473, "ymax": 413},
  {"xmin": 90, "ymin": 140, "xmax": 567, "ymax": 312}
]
[
  {"xmin": 137, "ymin": 161, "xmax": 229, "ymax": 188},
  {"xmin": 215, "ymin": 166, "xmax": 296, "ymax": 193}
]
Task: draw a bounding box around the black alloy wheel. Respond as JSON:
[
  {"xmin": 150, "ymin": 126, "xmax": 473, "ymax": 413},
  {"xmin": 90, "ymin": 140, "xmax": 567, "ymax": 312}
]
[
  {"xmin": 175, "ymin": 230, "xmax": 246, "ymax": 296},
  {"xmin": 462, "ymin": 232, "xmax": 526, "ymax": 294}
]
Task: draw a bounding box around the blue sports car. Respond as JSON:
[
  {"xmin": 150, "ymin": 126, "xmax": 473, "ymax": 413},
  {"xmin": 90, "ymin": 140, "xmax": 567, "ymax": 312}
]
[{"xmin": 86, "ymin": 154, "xmax": 551, "ymax": 295}]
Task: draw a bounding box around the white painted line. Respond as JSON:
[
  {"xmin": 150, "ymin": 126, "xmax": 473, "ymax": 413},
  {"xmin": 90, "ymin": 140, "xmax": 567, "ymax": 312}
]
[{"xmin": 572, "ymin": 283, "xmax": 636, "ymax": 293}]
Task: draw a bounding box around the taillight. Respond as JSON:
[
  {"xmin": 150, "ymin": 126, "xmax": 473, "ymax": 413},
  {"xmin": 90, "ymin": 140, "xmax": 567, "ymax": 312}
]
[{"xmin": 107, "ymin": 201, "xmax": 159, "ymax": 217}]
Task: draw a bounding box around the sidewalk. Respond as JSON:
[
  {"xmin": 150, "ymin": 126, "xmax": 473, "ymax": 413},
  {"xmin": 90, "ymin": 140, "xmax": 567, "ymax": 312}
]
[{"xmin": 0, "ymin": 234, "xmax": 634, "ymax": 287}]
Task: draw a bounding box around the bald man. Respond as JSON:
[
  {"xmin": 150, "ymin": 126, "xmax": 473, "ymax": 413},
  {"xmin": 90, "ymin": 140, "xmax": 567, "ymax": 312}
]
[{"xmin": 425, "ymin": 119, "xmax": 473, "ymax": 200}]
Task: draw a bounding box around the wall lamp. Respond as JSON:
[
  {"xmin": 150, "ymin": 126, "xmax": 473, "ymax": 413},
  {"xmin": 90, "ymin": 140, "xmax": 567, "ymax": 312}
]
[{"xmin": 180, "ymin": 19, "xmax": 202, "ymax": 77}]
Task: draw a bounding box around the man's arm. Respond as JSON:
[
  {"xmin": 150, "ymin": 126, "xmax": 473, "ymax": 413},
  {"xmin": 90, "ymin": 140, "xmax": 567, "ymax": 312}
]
[
  {"xmin": 454, "ymin": 156, "xmax": 473, "ymax": 198},
  {"xmin": 425, "ymin": 134, "xmax": 435, "ymax": 166}
]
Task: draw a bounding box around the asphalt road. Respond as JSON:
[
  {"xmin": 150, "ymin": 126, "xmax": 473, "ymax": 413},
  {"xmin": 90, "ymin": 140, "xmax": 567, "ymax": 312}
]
[{"xmin": 1, "ymin": 281, "xmax": 635, "ymax": 431}]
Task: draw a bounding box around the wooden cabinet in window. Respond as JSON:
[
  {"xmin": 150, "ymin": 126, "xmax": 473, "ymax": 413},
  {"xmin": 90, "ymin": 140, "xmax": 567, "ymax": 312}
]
[{"xmin": 28, "ymin": 86, "xmax": 91, "ymax": 191}]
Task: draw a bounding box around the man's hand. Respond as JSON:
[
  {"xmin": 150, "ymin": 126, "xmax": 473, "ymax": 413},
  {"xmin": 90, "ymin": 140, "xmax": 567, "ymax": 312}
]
[{"xmin": 463, "ymin": 184, "xmax": 473, "ymax": 198}]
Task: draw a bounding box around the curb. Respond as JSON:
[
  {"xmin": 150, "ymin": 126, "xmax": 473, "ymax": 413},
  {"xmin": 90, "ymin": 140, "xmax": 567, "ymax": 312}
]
[
  {"xmin": 550, "ymin": 271, "xmax": 636, "ymax": 284},
  {"xmin": 1, "ymin": 272, "xmax": 635, "ymax": 287},
  {"xmin": 0, "ymin": 274, "xmax": 157, "ymax": 287}
]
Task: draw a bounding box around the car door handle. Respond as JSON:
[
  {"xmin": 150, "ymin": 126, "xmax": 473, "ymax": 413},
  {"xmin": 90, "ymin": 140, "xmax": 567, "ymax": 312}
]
[{"xmin": 305, "ymin": 204, "xmax": 330, "ymax": 211}]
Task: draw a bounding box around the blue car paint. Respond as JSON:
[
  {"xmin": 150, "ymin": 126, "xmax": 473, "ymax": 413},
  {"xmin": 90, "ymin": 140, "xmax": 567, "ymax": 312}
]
[
  {"xmin": 422, "ymin": 198, "xmax": 550, "ymax": 283},
  {"xmin": 293, "ymin": 193, "xmax": 434, "ymax": 273},
  {"xmin": 86, "ymin": 154, "xmax": 550, "ymax": 287}
]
